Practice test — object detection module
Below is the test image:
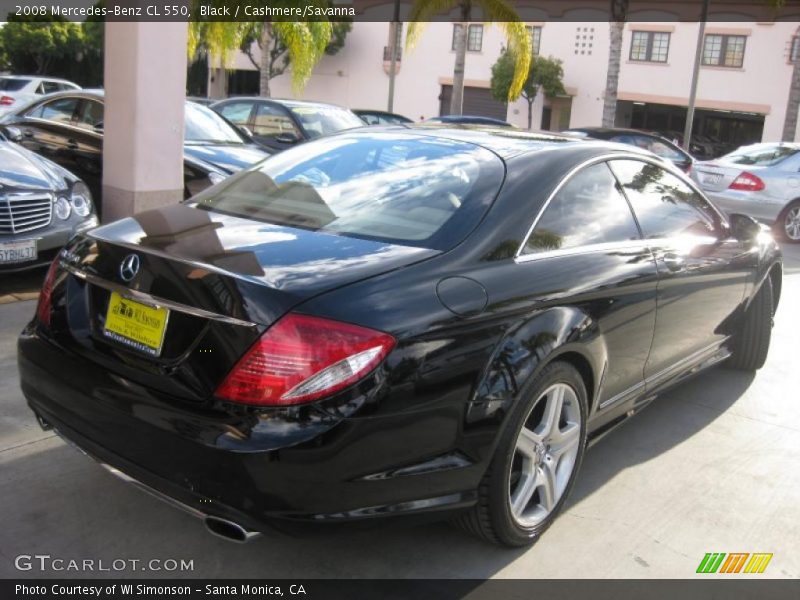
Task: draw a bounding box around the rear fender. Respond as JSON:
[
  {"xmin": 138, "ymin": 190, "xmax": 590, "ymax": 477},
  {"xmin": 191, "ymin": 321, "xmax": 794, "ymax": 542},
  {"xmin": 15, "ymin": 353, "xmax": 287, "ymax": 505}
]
[{"xmin": 468, "ymin": 306, "xmax": 605, "ymax": 440}]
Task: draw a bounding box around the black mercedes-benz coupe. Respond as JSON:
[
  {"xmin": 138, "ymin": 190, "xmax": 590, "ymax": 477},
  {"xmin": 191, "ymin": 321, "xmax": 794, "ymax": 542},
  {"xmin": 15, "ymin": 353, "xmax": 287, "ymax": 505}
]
[{"xmin": 18, "ymin": 127, "xmax": 782, "ymax": 547}]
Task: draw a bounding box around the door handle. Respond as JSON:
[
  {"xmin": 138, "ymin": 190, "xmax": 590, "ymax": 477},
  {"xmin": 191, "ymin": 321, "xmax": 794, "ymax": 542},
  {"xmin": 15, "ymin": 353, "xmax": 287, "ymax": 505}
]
[
  {"xmin": 662, "ymin": 252, "xmax": 685, "ymax": 272},
  {"xmin": 22, "ymin": 130, "xmax": 33, "ymax": 138},
  {"xmin": 66, "ymin": 139, "xmax": 79, "ymax": 150}
]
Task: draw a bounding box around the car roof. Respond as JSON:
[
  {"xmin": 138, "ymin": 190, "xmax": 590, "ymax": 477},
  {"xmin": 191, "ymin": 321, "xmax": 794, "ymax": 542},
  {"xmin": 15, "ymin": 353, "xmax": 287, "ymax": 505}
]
[
  {"xmin": 568, "ymin": 126, "xmax": 661, "ymax": 137},
  {"xmin": 0, "ymin": 75, "xmax": 77, "ymax": 84},
  {"xmin": 357, "ymin": 124, "xmax": 654, "ymax": 161},
  {"xmin": 214, "ymin": 97, "xmax": 349, "ymax": 110}
]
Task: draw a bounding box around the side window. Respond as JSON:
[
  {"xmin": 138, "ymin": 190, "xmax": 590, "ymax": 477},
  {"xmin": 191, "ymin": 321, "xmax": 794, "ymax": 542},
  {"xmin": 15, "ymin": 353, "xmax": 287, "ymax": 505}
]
[
  {"xmin": 361, "ymin": 114, "xmax": 380, "ymax": 125},
  {"xmin": 41, "ymin": 81, "xmax": 61, "ymax": 94},
  {"xmin": 252, "ymin": 103, "xmax": 301, "ymax": 139},
  {"xmin": 216, "ymin": 102, "xmax": 253, "ymax": 126},
  {"xmin": 523, "ymin": 162, "xmax": 641, "ymax": 255},
  {"xmin": 75, "ymin": 100, "xmax": 104, "ymax": 130},
  {"xmin": 610, "ymin": 159, "xmax": 722, "ymax": 239},
  {"xmin": 29, "ymin": 97, "xmax": 79, "ymax": 124}
]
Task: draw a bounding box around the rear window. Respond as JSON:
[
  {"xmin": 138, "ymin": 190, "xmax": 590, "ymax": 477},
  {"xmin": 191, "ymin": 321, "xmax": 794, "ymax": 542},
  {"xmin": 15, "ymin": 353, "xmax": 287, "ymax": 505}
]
[
  {"xmin": 723, "ymin": 144, "xmax": 799, "ymax": 166},
  {"xmin": 0, "ymin": 78, "xmax": 30, "ymax": 92},
  {"xmin": 192, "ymin": 132, "xmax": 505, "ymax": 250}
]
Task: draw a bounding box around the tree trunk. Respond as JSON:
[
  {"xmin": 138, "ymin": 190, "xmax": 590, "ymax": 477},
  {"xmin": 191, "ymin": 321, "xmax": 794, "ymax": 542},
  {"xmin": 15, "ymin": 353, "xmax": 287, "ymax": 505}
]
[
  {"xmin": 259, "ymin": 23, "xmax": 272, "ymax": 98},
  {"xmin": 450, "ymin": 23, "xmax": 468, "ymax": 115},
  {"xmin": 527, "ymin": 98, "xmax": 533, "ymax": 130},
  {"xmin": 783, "ymin": 58, "xmax": 800, "ymax": 141},
  {"xmin": 602, "ymin": 20, "xmax": 624, "ymax": 127}
]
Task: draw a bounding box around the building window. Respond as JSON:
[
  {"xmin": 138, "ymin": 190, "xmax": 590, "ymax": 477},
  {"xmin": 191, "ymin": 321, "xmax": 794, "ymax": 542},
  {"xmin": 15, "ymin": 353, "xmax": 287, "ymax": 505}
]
[
  {"xmin": 702, "ymin": 34, "xmax": 746, "ymax": 68},
  {"xmin": 527, "ymin": 25, "xmax": 542, "ymax": 55},
  {"xmin": 630, "ymin": 31, "xmax": 670, "ymax": 62},
  {"xmin": 452, "ymin": 24, "xmax": 483, "ymax": 52}
]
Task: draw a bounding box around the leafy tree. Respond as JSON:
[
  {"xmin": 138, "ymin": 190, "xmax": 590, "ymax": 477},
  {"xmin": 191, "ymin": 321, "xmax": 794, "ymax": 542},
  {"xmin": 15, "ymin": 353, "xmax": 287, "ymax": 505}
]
[
  {"xmin": 406, "ymin": 0, "xmax": 531, "ymax": 115},
  {"xmin": 189, "ymin": 1, "xmax": 342, "ymax": 97},
  {"xmin": 0, "ymin": 15, "xmax": 83, "ymax": 75},
  {"xmin": 491, "ymin": 50, "xmax": 565, "ymax": 130},
  {"xmin": 236, "ymin": 19, "xmax": 351, "ymax": 88}
]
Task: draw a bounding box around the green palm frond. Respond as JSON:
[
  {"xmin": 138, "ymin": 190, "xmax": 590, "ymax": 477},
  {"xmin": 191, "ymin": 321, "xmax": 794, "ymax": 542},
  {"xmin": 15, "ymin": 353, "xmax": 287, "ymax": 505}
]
[
  {"xmin": 406, "ymin": 0, "xmax": 457, "ymax": 50},
  {"xmin": 479, "ymin": 0, "xmax": 532, "ymax": 100},
  {"xmin": 274, "ymin": 21, "xmax": 333, "ymax": 94}
]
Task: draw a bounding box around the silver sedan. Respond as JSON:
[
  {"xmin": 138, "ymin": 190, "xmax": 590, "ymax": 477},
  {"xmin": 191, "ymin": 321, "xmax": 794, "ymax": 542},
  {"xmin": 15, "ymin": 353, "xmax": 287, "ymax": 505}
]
[{"xmin": 691, "ymin": 142, "xmax": 800, "ymax": 242}]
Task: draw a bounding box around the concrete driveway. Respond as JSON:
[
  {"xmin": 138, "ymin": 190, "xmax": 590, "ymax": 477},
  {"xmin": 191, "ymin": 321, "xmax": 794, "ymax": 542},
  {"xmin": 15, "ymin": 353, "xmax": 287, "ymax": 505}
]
[{"xmin": 1, "ymin": 245, "xmax": 799, "ymax": 579}]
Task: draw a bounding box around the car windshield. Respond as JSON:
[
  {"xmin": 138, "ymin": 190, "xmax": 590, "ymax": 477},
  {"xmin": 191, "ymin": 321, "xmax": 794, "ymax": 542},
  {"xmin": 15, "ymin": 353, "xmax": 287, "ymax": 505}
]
[
  {"xmin": 192, "ymin": 132, "xmax": 505, "ymax": 250},
  {"xmin": 289, "ymin": 105, "xmax": 364, "ymax": 139},
  {"xmin": 0, "ymin": 78, "xmax": 30, "ymax": 92},
  {"xmin": 184, "ymin": 102, "xmax": 244, "ymax": 144},
  {"xmin": 723, "ymin": 144, "xmax": 800, "ymax": 166}
]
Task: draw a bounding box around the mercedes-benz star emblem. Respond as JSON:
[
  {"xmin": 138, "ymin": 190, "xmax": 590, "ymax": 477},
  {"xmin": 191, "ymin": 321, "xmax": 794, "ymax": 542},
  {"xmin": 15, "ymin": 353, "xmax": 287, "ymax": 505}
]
[{"xmin": 119, "ymin": 254, "xmax": 141, "ymax": 282}]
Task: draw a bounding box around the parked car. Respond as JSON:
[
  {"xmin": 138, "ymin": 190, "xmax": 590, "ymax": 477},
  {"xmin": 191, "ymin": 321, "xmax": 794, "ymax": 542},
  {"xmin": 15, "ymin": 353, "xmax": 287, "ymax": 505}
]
[
  {"xmin": 692, "ymin": 142, "xmax": 800, "ymax": 242},
  {"xmin": 426, "ymin": 115, "xmax": 515, "ymax": 127},
  {"xmin": 0, "ymin": 131, "xmax": 97, "ymax": 273},
  {"xmin": 654, "ymin": 130, "xmax": 715, "ymax": 160},
  {"xmin": 0, "ymin": 91, "xmax": 271, "ymax": 213},
  {"xmin": 210, "ymin": 97, "xmax": 365, "ymax": 152},
  {"xmin": 353, "ymin": 109, "xmax": 413, "ymax": 125},
  {"xmin": 0, "ymin": 75, "xmax": 80, "ymax": 116},
  {"xmin": 566, "ymin": 127, "xmax": 694, "ymax": 172},
  {"xmin": 19, "ymin": 126, "xmax": 781, "ymax": 547},
  {"xmin": 186, "ymin": 96, "xmax": 215, "ymax": 106}
]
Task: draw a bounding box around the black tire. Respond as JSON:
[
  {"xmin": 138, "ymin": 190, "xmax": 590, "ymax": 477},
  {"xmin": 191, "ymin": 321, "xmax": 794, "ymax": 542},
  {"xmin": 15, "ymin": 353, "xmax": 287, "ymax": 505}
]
[
  {"xmin": 729, "ymin": 278, "xmax": 773, "ymax": 371},
  {"xmin": 775, "ymin": 199, "xmax": 800, "ymax": 243},
  {"xmin": 453, "ymin": 361, "xmax": 588, "ymax": 547}
]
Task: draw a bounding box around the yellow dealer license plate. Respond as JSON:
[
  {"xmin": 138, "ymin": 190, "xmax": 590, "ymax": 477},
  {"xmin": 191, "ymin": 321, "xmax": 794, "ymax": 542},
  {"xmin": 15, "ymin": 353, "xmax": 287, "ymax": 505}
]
[{"xmin": 103, "ymin": 292, "xmax": 169, "ymax": 356}]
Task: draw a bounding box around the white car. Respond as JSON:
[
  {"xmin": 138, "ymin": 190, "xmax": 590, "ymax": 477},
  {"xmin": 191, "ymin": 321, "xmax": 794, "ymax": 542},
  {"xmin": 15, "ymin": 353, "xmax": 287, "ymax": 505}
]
[
  {"xmin": 691, "ymin": 142, "xmax": 800, "ymax": 242},
  {"xmin": 0, "ymin": 76, "xmax": 80, "ymax": 115}
]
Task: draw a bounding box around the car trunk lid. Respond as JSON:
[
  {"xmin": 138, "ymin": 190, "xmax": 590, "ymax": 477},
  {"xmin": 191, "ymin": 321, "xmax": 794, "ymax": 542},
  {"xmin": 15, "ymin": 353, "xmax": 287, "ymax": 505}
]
[{"xmin": 46, "ymin": 203, "xmax": 437, "ymax": 402}]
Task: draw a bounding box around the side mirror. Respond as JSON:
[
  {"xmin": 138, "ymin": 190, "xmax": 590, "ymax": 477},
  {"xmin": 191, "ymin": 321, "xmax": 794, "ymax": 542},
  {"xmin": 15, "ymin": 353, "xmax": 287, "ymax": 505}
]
[
  {"xmin": 5, "ymin": 126, "xmax": 23, "ymax": 143},
  {"xmin": 275, "ymin": 131, "xmax": 300, "ymax": 144},
  {"xmin": 729, "ymin": 213, "xmax": 761, "ymax": 242},
  {"xmin": 237, "ymin": 125, "xmax": 253, "ymax": 138}
]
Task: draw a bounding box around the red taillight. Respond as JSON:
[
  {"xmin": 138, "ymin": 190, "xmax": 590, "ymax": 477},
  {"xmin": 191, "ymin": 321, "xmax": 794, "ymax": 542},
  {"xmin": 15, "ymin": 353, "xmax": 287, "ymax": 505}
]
[
  {"xmin": 36, "ymin": 257, "xmax": 61, "ymax": 327},
  {"xmin": 729, "ymin": 171, "xmax": 765, "ymax": 191},
  {"xmin": 215, "ymin": 314, "xmax": 396, "ymax": 406},
  {"xmin": 0, "ymin": 95, "xmax": 15, "ymax": 106}
]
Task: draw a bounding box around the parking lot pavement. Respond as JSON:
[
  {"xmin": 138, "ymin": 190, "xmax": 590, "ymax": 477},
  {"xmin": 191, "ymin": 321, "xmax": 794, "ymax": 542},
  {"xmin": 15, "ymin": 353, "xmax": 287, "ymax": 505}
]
[{"xmin": 0, "ymin": 247, "xmax": 799, "ymax": 580}]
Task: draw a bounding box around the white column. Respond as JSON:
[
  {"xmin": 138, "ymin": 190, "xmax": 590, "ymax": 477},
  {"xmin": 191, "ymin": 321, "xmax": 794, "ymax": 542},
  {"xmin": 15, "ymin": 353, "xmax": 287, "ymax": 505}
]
[{"xmin": 102, "ymin": 22, "xmax": 188, "ymax": 223}]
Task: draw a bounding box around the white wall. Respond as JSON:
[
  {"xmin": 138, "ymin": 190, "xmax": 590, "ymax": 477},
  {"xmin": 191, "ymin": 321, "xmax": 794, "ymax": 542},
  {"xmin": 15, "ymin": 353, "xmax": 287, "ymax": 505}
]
[{"xmin": 234, "ymin": 21, "xmax": 800, "ymax": 141}]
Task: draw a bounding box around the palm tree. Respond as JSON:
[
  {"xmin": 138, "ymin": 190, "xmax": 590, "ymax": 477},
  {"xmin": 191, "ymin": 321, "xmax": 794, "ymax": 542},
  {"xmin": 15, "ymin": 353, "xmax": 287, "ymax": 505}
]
[
  {"xmin": 782, "ymin": 31, "xmax": 800, "ymax": 141},
  {"xmin": 406, "ymin": 0, "xmax": 531, "ymax": 115},
  {"xmin": 601, "ymin": 0, "xmax": 629, "ymax": 127},
  {"xmin": 188, "ymin": 3, "xmax": 332, "ymax": 97}
]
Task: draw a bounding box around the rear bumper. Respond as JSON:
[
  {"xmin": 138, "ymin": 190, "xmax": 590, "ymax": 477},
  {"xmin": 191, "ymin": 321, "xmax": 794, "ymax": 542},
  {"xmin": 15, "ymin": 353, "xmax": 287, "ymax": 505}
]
[{"xmin": 18, "ymin": 326, "xmax": 480, "ymax": 530}]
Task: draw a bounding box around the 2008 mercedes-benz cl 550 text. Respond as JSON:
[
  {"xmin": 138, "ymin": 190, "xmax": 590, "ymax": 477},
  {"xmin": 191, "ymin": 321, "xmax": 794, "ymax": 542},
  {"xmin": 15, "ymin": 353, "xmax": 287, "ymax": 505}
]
[{"xmin": 18, "ymin": 127, "xmax": 782, "ymax": 547}]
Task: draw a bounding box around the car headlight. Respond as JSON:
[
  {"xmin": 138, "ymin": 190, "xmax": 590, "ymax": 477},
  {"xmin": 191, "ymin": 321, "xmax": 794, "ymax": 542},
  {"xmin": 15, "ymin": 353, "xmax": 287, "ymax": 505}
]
[
  {"xmin": 70, "ymin": 182, "xmax": 93, "ymax": 217},
  {"xmin": 54, "ymin": 196, "xmax": 71, "ymax": 220},
  {"xmin": 208, "ymin": 172, "xmax": 226, "ymax": 186}
]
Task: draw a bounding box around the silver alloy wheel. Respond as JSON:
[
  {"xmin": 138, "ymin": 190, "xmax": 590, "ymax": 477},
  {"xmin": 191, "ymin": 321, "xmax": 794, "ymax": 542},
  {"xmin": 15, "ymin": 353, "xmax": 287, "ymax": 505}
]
[
  {"xmin": 508, "ymin": 382, "xmax": 581, "ymax": 528},
  {"xmin": 785, "ymin": 206, "xmax": 800, "ymax": 241}
]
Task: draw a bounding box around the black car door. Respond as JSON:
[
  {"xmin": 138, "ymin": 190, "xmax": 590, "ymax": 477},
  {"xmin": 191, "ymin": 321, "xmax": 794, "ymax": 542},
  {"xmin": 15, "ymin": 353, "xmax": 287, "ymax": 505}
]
[
  {"xmin": 250, "ymin": 101, "xmax": 304, "ymax": 152},
  {"xmin": 609, "ymin": 159, "xmax": 751, "ymax": 391},
  {"xmin": 16, "ymin": 97, "xmax": 81, "ymax": 170},
  {"xmin": 71, "ymin": 99, "xmax": 105, "ymax": 202},
  {"xmin": 515, "ymin": 161, "xmax": 659, "ymax": 417}
]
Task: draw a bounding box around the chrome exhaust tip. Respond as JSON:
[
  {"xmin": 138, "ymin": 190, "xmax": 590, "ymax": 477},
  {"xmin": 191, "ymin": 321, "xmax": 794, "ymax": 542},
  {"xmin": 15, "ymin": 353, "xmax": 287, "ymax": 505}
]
[
  {"xmin": 204, "ymin": 516, "xmax": 261, "ymax": 543},
  {"xmin": 35, "ymin": 413, "xmax": 53, "ymax": 431}
]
